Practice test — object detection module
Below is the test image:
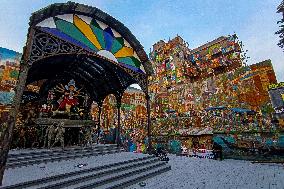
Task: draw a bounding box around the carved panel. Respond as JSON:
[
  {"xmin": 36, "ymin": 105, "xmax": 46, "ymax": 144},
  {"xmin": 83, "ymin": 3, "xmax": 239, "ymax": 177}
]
[{"xmin": 27, "ymin": 28, "xmax": 89, "ymax": 65}]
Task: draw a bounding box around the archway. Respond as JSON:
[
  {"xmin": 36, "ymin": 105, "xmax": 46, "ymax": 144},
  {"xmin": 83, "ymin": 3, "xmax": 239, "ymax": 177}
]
[
  {"xmin": 116, "ymin": 85, "xmax": 148, "ymax": 152},
  {"xmin": 101, "ymin": 94, "xmax": 117, "ymax": 143},
  {"xmin": 0, "ymin": 2, "xmax": 153, "ymax": 185}
]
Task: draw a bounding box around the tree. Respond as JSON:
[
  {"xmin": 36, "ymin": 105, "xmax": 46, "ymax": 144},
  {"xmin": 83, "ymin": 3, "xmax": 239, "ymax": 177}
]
[{"xmin": 275, "ymin": 18, "xmax": 284, "ymax": 51}]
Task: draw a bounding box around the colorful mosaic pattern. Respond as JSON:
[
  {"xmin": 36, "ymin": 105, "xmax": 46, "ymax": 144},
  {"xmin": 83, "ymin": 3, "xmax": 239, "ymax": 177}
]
[
  {"xmin": 99, "ymin": 88, "xmax": 147, "ymax": 131},
  {"xmin": 0, "ymin": 47, "xmax": 21, "ymax": 105},
  {"xmin": 148, "ymin": 35, "xmax": 279, "ymax": 136},
  {"xmin": 188, "ymin": 36, "xmax": 241, "ymax": 76},
  {"xmin": 149, "ymin": 36, "xmax": 242, "ymax": 90},
  {"xmin": 36, "ymin": 14, "xmax": 145, "ymax": 73},
  {"xmin": 150, "ymin": 60, "xmax": 276, "ymax": 118}
]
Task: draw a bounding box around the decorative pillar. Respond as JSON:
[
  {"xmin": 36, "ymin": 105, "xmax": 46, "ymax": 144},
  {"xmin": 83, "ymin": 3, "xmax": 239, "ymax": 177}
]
[
  {"xmin": 146, "ymin": 93, "xmax": 153, "ymax": 153},
  {"xmin": 115, "ymin": 94, "xmax": 122, "ymax": 147},
  {"xmin": 97, "ymin": 102, "xmax": 102, "ymax": 144}
]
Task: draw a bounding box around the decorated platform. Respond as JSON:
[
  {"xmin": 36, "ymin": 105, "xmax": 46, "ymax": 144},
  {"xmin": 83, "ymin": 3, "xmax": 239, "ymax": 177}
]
[{"xmin": 35, "ymin": 118, "xmax": 95, "ymax": 127}]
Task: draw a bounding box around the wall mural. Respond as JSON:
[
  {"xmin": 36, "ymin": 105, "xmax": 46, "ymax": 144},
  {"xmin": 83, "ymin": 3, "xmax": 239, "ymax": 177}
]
[
  {"xmin": 268, "ymin": 82, "xmax": 284, "ymax": 120},
  {"xmin": 145, "ymin": 35, "xmax": 283, "ymax": 158},
  {"xmin": 0, "ymin": 47, "xmax": 21, "ymax": 117},
  {"xmin": 213, "ymin": 132, "xmax": 284, "ymax": 160},
  {"xmin": 97, "ymin": 35, "xmax": 283, "ymax": 157},
  {"xmin": 148, "ymin": 36, "xmax": 278, "ymax": 131},
  {"xmin": 98, "ymin": 88, "xmax": 148, "ymax": 149}
]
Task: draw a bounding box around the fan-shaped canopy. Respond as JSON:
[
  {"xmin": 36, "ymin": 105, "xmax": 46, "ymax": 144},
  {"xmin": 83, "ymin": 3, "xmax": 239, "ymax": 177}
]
[{"xmin": 23, "ymin": 1, "xmax": 152, "ymax": 102}]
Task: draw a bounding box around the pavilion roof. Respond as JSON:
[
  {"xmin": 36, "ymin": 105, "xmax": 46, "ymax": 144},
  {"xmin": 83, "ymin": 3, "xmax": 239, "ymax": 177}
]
[{"xmin": 24, "ymin": 2, "xmax": 153, "ymax": 102}]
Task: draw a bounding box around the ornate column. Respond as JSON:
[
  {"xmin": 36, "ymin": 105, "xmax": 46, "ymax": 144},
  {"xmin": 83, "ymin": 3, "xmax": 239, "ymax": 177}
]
[
  {"xmin": 115, "ymin": 94, "xmax": 122, "ymax": 147},
  {"xmin": 145, "ymin": 93, "xmax": 153, "ymax": 153},
  {"xmin": 97, "ymin": 102, "xmax": 102, "ymax": 144}
]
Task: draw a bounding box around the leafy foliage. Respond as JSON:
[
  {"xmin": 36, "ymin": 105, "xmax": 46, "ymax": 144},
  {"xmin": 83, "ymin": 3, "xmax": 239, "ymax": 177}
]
[{"xmin": 275, "ymin": 19, "xmax": 284, "ymax": 51}]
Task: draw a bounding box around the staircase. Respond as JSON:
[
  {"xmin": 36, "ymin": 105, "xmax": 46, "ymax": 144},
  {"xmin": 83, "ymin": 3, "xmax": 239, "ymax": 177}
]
[
  {"xmin": 7, "ymin": 144, "xmax": 123, "ymax": 168},
  {"xmin": 2, "ymin": 155, "xmax": 171, "ymax": 189}
]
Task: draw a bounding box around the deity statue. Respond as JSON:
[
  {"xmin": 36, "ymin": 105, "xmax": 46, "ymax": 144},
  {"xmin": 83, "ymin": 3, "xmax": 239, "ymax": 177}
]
[{"xmin": 55, "ymin": 79, "xmax": 82, "ymax": 112}]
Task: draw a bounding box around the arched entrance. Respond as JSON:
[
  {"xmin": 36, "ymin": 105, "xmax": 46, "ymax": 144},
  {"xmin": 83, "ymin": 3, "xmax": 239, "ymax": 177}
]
[
  {"xmin": 101, "ymin": 94, "xmax": 117, "ymax": 143},
  {"xmin": 0, "ymin": 2, "xmax": 153, "ymax": 185}
]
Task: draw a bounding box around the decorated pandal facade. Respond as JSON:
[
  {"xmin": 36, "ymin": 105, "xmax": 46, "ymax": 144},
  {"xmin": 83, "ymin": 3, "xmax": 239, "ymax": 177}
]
[
  {"xmin": 1, "ymin": 33, "xmax": 283, "ymax": 154},
  {"xmin": 0, "ymin": 1, "xmax": 153, "ymax": 151},
  {"xmin": 0, "ymin": 59, "xmax": 148, "ymax": 149},
  {"xmin": 147, "ymin": 35, "xmax": 283, "ymax": 153},
  {"xmin": 98, "ymin": 35, "xmax": 283, "ymax": 154},
  {"xmin": 14, "ymin": 85, "xmax": 147, "ymax": 149}
]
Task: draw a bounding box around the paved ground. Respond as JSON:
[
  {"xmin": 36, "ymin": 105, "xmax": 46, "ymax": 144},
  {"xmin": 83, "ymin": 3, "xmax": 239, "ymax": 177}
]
[
  {"xmin": 3, "ymin": 150, "xmax": 284, "ymax": 189},
  {"xmin": 127, "ymin": 155, "xmax": 284, "ymax": 189}
]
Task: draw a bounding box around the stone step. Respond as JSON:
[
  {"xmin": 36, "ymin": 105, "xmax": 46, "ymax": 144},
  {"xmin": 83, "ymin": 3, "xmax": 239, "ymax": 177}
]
[
  {"xmin": 7, "ymin": 148, "xmax": 124, "ymax": 168},
  {"xmin": 64, "ymin": 161, "xmax": 166, "ymax": 189},
  {"xmin": 7, "ymin": 145, "xmax": 120, "ymax": 162},
  {"xmin": 8, "ymin": 145, "xmax": 117, "ymax": 158},
  {"xmin": 6, "ymin": 148, "xmax": 124, "ymax": 168},
  {"xmin": 8, "ymin": 147, "xmax": 90, "ymax": 158},
  {"xmin": 1, "ymin": 155, "xmax": 156, "ymax": 189},
  {"xmin": 8, "ymin": 148, "xmax": 100, "ymax": 162},
  {"xmin": 98, "ymin": 164, "xmax": 171, "ymax": 189},
  {"xmin": 33, "ymin": 157, "xmax": 159, "ymax": 189}
]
